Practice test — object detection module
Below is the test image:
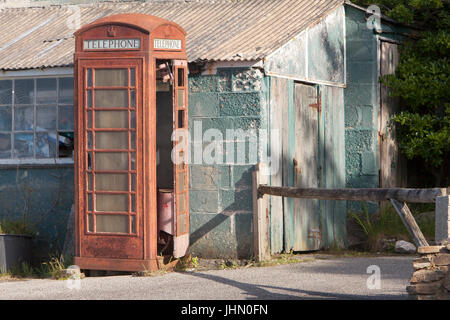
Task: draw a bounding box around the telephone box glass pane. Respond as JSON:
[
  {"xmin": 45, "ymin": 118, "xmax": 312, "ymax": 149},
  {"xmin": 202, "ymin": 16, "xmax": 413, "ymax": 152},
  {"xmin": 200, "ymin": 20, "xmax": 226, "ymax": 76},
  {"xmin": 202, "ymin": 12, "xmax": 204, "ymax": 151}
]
[
  {"xmin": 131, "ymin": 215, "xmax": 136, "ymax": 234},
  {"xmin": 178, "ymin": 69, "xmax": 184, "ymax": 87},
  {"xmin": 87, "ymin": 69, "xmax": 92, "ymax": 87},
  {"xmin": 95, "ymin": 173, "xmax": 128, "ymax": 191},
  {"xmin": 95, "ymin": 111, "xmax": 128, "ymax": 128},
  {"xmin": 177, "ymin": 193, "xmax": 185, "ymax": 213},
  {"xmin": 95, "ymin": 152, "xmax": 128, "ymax": 170},
  {"xmin": 95, "ymin": 214, "xmax": 128, "ymax": 233},
  {"xmin": 95, "ymin": 69, "xmax": 128, "ymax": 87},
  {"xmin": 87, "ymin": 90, "xmax": 92, "ymax": 108},
  {"xmin": 96, "ymin": 194, "xmax": 128, "ymax": 212},
  {"xmin": 95, "ymin": 90, "xmax": 128, "ymax": 108},
  {"xmin": 178, "ymin": 172, "xmax": 185, "ymax": 192},
  {"xmin": 87, "ymin": 173, "xmax": 92, "ymax": 191},
  {"xmin": 95, "ymin": 132, "xmax": 128, "ymax": 149},
  {"xmin": 130, "ymin": 90, "xmax": 136, "ymax": 107},
  {"xmin": 87, "ymin": 214, "xmax": 93, "ymax": 232},
  {"xmin": 177, "ymin": 89, "xmax": 184, "ymax": 107},
  {"xmin": 87, "ymin": 111, "xmax": 92, "ymax": 128},
  {"xmin": 130, "ymin": 69, "xmax": 135, "ymax": 87}
]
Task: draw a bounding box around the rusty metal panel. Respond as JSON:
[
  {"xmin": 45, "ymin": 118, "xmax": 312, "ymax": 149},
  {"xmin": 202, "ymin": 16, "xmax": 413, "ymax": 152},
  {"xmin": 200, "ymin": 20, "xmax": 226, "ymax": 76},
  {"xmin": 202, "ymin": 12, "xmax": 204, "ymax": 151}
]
[{"xmin": 0, "ymin": 0, "xmax": 344, "ymax": 70}]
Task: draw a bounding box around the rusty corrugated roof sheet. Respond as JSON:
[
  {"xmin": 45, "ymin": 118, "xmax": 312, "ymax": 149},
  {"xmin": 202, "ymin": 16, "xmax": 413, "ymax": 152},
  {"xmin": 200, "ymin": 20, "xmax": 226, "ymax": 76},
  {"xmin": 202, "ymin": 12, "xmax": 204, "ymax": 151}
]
[{"xmin": 0, "ymin": 0, "xmax": 344, "ymax": 71}]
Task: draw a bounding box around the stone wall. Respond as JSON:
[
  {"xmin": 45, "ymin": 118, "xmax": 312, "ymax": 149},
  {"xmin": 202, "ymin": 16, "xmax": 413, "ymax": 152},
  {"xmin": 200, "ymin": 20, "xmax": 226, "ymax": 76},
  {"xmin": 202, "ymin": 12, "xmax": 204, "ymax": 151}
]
[{"xmin": 407, "ymin": 245, "xmax": 450, "ymax": 300}]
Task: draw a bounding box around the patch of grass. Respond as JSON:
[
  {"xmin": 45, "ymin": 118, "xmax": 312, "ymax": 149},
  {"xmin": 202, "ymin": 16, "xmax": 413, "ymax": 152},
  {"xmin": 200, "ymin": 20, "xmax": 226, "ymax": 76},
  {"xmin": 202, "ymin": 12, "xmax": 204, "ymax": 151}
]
[
  {"xmin": 349, "ymin": 202, "xmax": 436, "ymax": 252},
  {"xmin": 173, "ymin": 254, "xmax": 200, "ymax": 271},
  {"xmin": 133, "ymin": 269, "xmax": 168, "ymax": 277},
  {"xmin": 2, "ymin": 255, "xmax": 73, "ymax": 280},
  {"xmin": 0, "ymin": 219, "xmax": 35, "ymax": 236}
]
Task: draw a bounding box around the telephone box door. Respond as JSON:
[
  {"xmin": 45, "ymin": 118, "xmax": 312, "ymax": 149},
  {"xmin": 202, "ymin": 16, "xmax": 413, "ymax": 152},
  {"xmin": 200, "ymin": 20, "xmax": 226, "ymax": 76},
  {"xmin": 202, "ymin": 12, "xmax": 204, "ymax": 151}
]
[
  {"xmin": 78, "ymin": 58, "xmax": 143, "ymax": 260},
  {"xmin": 172, "ymin": 60, "xmax": 189, "ymax": 258}
]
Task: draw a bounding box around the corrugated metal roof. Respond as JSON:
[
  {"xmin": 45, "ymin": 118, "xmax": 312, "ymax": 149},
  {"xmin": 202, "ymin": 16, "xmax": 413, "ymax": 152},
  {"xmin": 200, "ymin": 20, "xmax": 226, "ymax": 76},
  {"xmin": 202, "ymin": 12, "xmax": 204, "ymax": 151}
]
[{"xmin": 0, "ymin": 0, "xmax": 344, "ymax": 71}]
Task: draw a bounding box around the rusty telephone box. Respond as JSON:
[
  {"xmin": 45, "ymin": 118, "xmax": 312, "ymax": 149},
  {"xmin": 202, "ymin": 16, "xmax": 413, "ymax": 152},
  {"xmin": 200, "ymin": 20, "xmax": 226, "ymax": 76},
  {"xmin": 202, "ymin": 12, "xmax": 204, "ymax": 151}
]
[{"xmin": 73, "ymin": 14, "xmax": 189, "ymax": 272}]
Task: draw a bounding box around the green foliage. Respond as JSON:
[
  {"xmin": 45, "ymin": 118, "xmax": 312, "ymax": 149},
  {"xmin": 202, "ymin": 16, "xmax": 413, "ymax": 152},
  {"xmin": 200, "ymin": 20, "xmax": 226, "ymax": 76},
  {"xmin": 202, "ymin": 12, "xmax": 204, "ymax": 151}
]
[
  {"xmin": 350, "ymin": 0, "xmax": 450, "ymax": 181},
  {"xmin": 349, "ymin": 202, "xmax": 435, "ymax": 251},
  {"xmin": 0, "ymin": 219, "xmax": 35, "ymax": 236}
]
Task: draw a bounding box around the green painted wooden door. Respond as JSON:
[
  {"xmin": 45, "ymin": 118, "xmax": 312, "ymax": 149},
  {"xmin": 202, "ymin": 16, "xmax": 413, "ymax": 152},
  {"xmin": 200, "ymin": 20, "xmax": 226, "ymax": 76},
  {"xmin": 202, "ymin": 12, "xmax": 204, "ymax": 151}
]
[{"xmin": 292, "ymin": 83, "xmax": 321, "ymax": 251}]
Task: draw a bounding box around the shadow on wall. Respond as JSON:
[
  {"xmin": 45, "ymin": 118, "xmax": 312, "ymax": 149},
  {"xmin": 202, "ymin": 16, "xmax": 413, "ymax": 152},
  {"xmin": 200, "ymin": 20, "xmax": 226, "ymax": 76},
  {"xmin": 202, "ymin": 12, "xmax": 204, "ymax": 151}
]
[
  {"xmin": 189, "ymin": 166, "xmax": 254, "ymax": 259},
  {"xmin": 0, "ymin": 167, "xmax": 74, "ymax": 262}
]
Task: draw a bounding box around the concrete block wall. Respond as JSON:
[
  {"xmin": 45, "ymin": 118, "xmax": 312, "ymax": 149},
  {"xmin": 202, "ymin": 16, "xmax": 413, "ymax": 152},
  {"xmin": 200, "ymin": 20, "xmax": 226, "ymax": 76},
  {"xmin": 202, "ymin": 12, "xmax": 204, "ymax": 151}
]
[
  {"xmin": 188, "ymin": 67, "xmax": 267, "ymax": 259},
  {"xmin": 0, "ymin": 167, "xmax": 74, "ymax": 261},
  {"xmin": 344, "ymin": 6, "xmax": 380, "ymax": 213}
]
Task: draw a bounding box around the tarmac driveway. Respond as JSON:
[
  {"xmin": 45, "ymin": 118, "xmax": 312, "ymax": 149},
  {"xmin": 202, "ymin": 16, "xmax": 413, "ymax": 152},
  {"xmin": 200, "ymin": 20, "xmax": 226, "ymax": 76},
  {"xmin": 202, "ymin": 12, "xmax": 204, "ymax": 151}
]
[{"xmin": 0, "ymin": 255, "xmax": 415, "ymax": 300}]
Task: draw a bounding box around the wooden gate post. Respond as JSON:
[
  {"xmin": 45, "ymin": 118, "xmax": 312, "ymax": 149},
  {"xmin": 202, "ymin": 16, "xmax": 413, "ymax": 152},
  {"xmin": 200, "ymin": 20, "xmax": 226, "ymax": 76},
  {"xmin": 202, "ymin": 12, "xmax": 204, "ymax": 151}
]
[
  {"xmin": 253, "ymin": 163, "xmax": 270, "ymax": 261},
  {"xmin": 435, "ymin": 195, "xmax": 450, "ymax": 245},
  {"xmin": 390, "ymin": 199, "xmax": 429, "ymax": 247}
]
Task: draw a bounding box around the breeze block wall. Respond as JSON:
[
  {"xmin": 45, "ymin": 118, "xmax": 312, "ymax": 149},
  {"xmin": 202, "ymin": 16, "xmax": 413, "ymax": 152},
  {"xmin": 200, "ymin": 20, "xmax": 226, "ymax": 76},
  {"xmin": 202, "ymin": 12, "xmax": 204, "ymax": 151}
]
[
  {"xmin": 344, "ymin": 5, "xmax": 410, "ymax": 212},
  {"xmin": 187, "ymin": 67, "xmax": 267, "ymax": 259},
  {"xmin": 0, "ymin": 166, "xmax": 74, "ymax": 261}
]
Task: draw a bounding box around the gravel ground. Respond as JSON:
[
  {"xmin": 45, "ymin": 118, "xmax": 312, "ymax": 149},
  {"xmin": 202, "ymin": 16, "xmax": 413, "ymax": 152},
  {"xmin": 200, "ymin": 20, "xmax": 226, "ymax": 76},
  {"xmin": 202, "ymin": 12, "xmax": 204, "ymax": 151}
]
[{"xmin": 0, "ymin": 255, "xmax": 415, "ymax": 300}]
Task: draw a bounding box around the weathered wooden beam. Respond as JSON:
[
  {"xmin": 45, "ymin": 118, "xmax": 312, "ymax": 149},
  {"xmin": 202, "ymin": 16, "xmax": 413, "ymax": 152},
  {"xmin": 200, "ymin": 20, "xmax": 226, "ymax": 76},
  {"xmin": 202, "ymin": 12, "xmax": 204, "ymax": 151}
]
[
  {"xmin": 390, "ymin": 199, "xmax": 429, "ymax": 248},
  {"xmin": 258, "ymin": 186, "xmax": 447, "ymax": 203},
  {"xmin": 435, "ymin": 196, "xmax": 450, "ymax": 245},
  {"xmin": 252, "ymin": 163, "xmax": 270, "ymax": 262}
]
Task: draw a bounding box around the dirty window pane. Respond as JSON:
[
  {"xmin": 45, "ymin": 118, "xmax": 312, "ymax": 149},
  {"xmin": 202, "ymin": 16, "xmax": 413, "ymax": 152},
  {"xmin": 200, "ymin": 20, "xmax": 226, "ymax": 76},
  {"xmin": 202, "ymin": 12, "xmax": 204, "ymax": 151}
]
[
  {"xmin": 95, "ymin": 111, "xmax": 128, "ymax": 128},
  {"xmin": 36, "ymin": 78, "xmax": 57, "ymax": 104},
  {"xmin": 36, "ymin": 106, "xmax": 57, "ymax": 131},
  {"xmin": 96, "ymin": 194, "xmax": 128, "ymax": 212},
  {"xmin": 130, "ymin": 69, "xmax": 135, "ymax": 87},
  {"xmin": 95, "ymin": 69, "xmax": 128, "ymax": 87},
  {"xmin": 36, "ymin": 132, "xmax": 56, "ymax": 158},
  {"xmin": 131, "ymin": 215, "xmax": 136, "ymax": 233},
  {"xmin": 95, "ymin": 214, "xmax": 128, "ymax": 233},
  {"xmin": 87, "ymin": 214, "xmax": 93, "ymax": 232},
  {"xmin": 0, "ymin": 106, "xmax": 12, "ymax": 131},
  {"xmin": 95, "ymin": 90, "xmax": 128, "ymax": 108},
  {"xmin": 95, "ymin": 132, "xmax": 128, "ymax": 150},
  {"xmin": 14, "ymin": 106, "xmax": 34, "ymax": 131},
  {"xmin": 58, "ymin": 105, "xmax": 73, "ymax": 131},
  {"xmin": 130, "ymin": 90, "xmax": 136, "ymax": 107},
  {"xmin": 0, "ymin": 80, "xmax": 12, "ymax": 105},
  {"xmin": 177, "ymin": 89, "xmax": 184, "ymax": 108},
  {"xmin": 131, "ymin": 194, "xmax": 135, "ymax": 212},
  {"xmin": 95, "ymin": 173, "xmax": 128, "ymax": 191},
  {"xmin": 0, "ymin": 133, "xmax": 11, "ymax": 159},
  {"xmin": 58, "ymin": 132, "xmax": 73, "ymax": 158},
  {"xmin": 131, "ymin": 131, "xmax": 135, "ymax": 150},
  {"xmin": 14, "ymin": 79, "xmax": 34, "ymax": 105},
  {"xmin": 59, "ymin": 78, "xmax": 73, "ymax": 104},
  {"xmin": 177, "ymin": 193, "xmax": 185, "ymax": 213},
  {"xmin": 87, "ymin": 69, "xmax": 92, "ymax": 87},
  {"xmin": 14, "ymin": 133, "xmax": 34, "ymax": 158},
  {"xmin": 95, "ymin": 152, "xmax": 128, "ymax": 171}
]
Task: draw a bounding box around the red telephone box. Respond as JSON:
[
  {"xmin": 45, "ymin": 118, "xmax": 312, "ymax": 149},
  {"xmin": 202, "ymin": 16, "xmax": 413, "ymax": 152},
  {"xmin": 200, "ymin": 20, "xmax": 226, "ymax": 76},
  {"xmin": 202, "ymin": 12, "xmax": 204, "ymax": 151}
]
[{"xmin": 73, "ymin": 14, "xmax": 189, "ymax": 272}]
